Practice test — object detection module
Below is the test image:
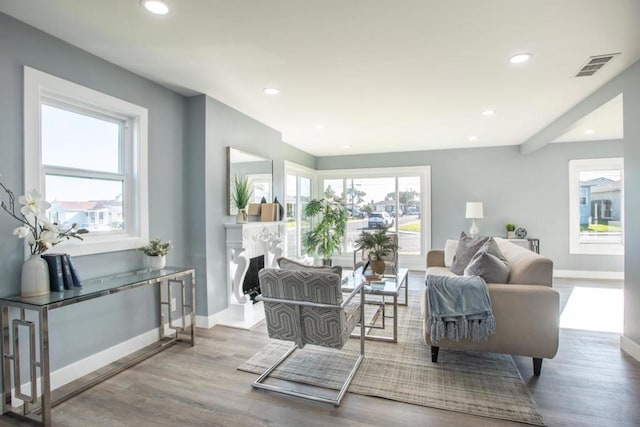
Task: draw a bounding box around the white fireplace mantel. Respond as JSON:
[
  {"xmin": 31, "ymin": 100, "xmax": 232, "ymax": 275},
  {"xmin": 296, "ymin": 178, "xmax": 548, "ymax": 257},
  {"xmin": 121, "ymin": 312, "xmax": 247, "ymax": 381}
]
[{"xmin": 217, "ymin": 221, "xmax": 285, "ymax": 329}]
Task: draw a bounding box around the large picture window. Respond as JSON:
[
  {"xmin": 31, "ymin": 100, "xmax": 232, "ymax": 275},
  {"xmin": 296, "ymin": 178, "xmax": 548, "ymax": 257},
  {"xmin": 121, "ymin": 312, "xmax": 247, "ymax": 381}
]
[
  {"xmin": 569, "ymin": 158, "xmax": 624, "ymax": 255},
  {"xmin": 24, "ymin": 67, "xmax": 149, "ymax": 255},
  {"xmin": 317, "ymin": 166, "xmax": 430, "ymax": 270}
]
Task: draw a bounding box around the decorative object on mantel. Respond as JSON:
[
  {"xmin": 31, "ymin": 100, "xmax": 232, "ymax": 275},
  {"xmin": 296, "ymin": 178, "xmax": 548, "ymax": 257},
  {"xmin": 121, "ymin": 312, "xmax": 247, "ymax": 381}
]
[
  {"xmin": 232, "ymin": 174, "xmax": 253, "ymax": 224},
  {"xmin": 247, "ymin": 203, "xmax": 261, "ymax": 216},
  {"xmin": 505, "ymin": 223, "xmax": 516, "ymax": 239},
  {"xmin": 302, "ymin": 197, "xmax": 348, "ymax": 266},
  {"xmin": 260, "ymin": 196, "xmax": 267, "ymax": 204},
  {"xmin": 138, "ymin": 237, "xmax": 171, "ymax": 270},
  {"xmin": 515, "ymin": 227, "xmax": 528, "ymax": 239},
  {"xmin": 0, "ymin": 178, "xmax": 89, "ymax": 298},
  {"xmin": 273, "ymin": 196, "xmax": 284, "ymax": 221}
]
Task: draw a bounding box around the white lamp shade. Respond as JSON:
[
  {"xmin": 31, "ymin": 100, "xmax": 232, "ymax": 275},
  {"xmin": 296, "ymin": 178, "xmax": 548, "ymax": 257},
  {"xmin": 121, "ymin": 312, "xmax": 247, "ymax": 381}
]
[{"xmin": 465, "ymin": 202, "xmax": 484, "ymax": 219}]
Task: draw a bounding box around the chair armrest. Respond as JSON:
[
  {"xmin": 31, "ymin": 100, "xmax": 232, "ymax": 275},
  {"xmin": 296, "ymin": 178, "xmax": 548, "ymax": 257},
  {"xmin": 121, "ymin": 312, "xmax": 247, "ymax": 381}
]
[
  {"xmin": 341, "ymin": 281, "xmax": 364, "ymax": 308},
  {"xmin": 427, "ymin": 250, "xmax": 445, "ymax": 268}
]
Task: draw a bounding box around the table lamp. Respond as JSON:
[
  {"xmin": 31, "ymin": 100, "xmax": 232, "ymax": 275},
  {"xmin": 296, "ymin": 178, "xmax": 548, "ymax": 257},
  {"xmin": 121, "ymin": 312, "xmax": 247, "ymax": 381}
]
[{"xmin": 465, "ymin": 202, "xmax": 483, "ymax": 238}]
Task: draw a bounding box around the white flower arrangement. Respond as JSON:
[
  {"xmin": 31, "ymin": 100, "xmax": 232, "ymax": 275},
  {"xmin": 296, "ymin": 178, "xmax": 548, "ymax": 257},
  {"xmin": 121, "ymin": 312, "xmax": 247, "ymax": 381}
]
[{"xmin": 1, "ymin": 179, "xmax": 89, "ymax": 255}]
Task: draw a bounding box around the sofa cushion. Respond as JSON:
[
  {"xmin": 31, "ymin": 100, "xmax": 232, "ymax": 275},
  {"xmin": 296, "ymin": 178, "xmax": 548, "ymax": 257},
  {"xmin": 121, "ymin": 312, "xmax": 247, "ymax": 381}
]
[
  {"xmin": 450, "ymin": 232, "xmax": 489, "ymax": 275},
  {"xmin": 444, "ymin": 239, "xmax": 458, "ymax": 267}
]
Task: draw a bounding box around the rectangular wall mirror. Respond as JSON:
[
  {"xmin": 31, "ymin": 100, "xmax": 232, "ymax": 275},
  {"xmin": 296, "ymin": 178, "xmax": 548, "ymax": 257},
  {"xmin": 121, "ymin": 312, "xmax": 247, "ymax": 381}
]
[{"xmin": 227, "ymin": 147, "xmax": 273, "ymax": 215}]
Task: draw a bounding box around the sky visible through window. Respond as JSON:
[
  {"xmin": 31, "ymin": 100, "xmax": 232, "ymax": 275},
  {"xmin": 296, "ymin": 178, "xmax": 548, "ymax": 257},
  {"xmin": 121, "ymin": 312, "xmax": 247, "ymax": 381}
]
[{"xmin": 41, "ymin": 104, "xmax": 122, "ymax": 201}]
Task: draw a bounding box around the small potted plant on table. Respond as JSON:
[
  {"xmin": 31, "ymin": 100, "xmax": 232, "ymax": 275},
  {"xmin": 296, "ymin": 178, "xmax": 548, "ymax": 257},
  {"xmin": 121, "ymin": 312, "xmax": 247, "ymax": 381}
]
[
  {"xmin": 506, "ymin": 223, "xmax": 517, "ymax": 239},
  {"xmin": 138, "ymin": 238, "xmax": 171, "ymax": 270},
  {"xmin": 354, "ymin": 225, "xmax": 399, "ymax": 275}
]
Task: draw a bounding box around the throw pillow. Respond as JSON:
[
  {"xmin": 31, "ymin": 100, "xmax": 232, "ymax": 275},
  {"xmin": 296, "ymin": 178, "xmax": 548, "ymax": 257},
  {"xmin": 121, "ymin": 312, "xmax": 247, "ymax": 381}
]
[
  {"xmin": 450, "ymin": 232, "xmax": 489, "ymax": 275},
  {"xmin": 464, "ymin": 249, "xmax": 510, "ymax": 283},
  {"xmin": 444, "ymin": 239, "xmax": 458, "ymax": 267},
  {"xmin": 463, "ymin": 238, "xmax": 509, "ymax": 282}
]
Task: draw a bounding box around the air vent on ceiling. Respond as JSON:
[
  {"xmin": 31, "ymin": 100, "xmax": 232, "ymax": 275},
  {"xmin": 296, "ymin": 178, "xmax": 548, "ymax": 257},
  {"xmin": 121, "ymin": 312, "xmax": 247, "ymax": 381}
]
[{"xmin": 575, "ymin": 53, "xmax": 620, "ymax": 77}]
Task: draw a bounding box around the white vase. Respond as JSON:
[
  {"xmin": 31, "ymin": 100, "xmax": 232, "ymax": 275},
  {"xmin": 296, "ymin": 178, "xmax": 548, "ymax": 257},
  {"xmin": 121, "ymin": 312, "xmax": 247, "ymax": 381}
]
[
  {"xmin": 236, "ymin": 208, "xmax": 248, "ymax": 224},
  {"xmin": 149, "ymin": 255, "xmax": 166, "ymax": 271},
  {"xmin": 21, "ymin": 255, "xmax": 51, "ymax": 298}
]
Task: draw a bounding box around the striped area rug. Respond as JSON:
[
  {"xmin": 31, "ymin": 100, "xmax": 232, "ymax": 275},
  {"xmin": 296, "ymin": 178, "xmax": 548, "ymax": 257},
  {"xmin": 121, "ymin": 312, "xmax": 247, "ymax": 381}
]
[{"xmin": 239, "ymin": 292, "xmax": 545, "ymax": 426}]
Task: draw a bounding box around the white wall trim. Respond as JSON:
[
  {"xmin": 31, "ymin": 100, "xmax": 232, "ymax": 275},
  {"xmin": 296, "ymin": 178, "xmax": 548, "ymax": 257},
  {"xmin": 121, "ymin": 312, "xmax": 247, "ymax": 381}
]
[
  {"xmin": 621, "ymin": 335, "xmax": 640, "ymax": 362},
  {"xmin": 553, "ymin": 269, "xmax": 624, "ymax": 280}
]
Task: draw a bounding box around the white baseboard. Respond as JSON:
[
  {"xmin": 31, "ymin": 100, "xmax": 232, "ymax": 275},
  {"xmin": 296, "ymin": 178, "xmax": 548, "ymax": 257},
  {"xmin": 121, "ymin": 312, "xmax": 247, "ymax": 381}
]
[
  {"xmin": 50, "ymin": 328, "xmax": 159, "ymax": 391},
  {"xmin": 553, "ymin": 269, "xmax": 624, "ymax": 280},
  {"xmin": 621, "ymin": 336, "xmax": 640, "ymax": 362},
  {"xmin": 11, "ymin": 319, "xmax": 193, "ymax": 406}
]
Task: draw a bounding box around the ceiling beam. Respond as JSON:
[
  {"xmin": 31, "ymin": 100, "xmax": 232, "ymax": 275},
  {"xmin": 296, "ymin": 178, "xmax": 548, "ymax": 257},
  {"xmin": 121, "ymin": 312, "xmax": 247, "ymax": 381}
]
[{"xmin": 519, "ymin": 64, "xmax": 638, "ymax": 154}]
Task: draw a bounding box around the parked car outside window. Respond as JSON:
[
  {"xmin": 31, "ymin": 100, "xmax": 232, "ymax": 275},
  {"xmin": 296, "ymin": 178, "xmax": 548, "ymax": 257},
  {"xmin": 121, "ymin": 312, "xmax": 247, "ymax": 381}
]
[{"xmin": 368, "ymin": 211, "xmax": 394, "ymax": 229}]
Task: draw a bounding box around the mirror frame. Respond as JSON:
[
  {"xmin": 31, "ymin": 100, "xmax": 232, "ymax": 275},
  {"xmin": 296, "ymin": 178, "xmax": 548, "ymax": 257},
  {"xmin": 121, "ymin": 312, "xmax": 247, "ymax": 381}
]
[{"xmin": 226, "ymin": 147, "xmax": 273, "ymax": 216}]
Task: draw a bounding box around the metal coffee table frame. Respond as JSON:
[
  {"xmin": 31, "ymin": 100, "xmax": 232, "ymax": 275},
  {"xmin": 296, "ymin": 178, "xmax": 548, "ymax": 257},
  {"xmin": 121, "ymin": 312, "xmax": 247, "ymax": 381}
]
[{"xmin": 343, "ymin": 268, "xmax": 408, "ymax": 343}]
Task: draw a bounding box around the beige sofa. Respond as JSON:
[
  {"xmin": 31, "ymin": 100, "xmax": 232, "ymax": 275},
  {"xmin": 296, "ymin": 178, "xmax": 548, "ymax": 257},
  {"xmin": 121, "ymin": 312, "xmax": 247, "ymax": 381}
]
[{"xmin": 422, "ymin": 238, "xmax": 559, "ymax": 376}]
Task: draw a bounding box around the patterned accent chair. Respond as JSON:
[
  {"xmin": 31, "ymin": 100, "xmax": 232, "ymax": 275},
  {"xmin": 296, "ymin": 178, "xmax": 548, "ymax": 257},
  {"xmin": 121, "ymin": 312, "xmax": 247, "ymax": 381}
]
[{"xmin": 254, "ymin": 268, "xmax": 365, "ymax": 406}]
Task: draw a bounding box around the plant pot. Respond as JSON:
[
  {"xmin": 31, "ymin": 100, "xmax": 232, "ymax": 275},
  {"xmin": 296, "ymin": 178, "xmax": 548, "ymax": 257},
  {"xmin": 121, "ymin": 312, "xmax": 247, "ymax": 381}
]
[
  {"xmin": 371, "ymin": 259, "xmax": 386, "ymax": 275},
  {"xmin": 236, "ymin": 208, "xmax": 248, "ymax": 224},
  {"xmin": 21, "ymin": 255, "xmax": 51, "ymax": 298},
  {"xmin": 149, "ymin": 255, "xmax": 166, "ymax": 271},
  {"xmin": 507, "ymin": 231, "xmax": 516, "ymax": 239},
  {"xmin": 321, "ymin": 259, "xmax": 332, "ymax": 267}
]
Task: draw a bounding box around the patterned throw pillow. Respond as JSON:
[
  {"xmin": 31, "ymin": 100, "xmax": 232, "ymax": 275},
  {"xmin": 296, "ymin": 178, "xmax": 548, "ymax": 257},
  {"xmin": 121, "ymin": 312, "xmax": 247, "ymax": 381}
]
[{"xmin": 450, "ymin": 232, "xmax": 489, "ymax": 275}]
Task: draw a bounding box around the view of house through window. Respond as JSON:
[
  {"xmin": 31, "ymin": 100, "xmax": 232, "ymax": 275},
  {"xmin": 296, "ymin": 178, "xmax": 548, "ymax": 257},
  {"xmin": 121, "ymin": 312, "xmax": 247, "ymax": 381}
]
[
  {"xmin": 42, "ymin": 103, "xmax": 126, "ymax": 232},
  {"xmin": 578, "ymin": 169, "xmax": 622, "ymax": 244},
  {"xmin": 569, "ymin": 158, "xmax": 624, "ymax": 255}
]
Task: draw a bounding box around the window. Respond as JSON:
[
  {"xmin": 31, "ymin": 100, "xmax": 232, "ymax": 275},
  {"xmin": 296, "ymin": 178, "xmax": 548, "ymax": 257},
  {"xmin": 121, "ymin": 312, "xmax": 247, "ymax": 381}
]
[
  {"xmin": 284, "ymin": 162, "xmax": 315, "ymax": 258},
  {"xmin": 24, "ymin": 67, "xmax": 149, "ymax": 255},
  {"xmin": 318, "ymin": 166, "xmax": 431, "ymax": 270},
  {"xmin": 569, "ymin": 158, "xmax": 623, "ymax": 255}
]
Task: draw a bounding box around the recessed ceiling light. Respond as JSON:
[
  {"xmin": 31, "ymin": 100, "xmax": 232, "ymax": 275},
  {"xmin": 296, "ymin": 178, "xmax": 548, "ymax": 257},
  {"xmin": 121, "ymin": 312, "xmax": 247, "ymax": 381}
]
[
  {"xmin": 141, "ymin": 0, "xmax": 170, "ymax": 15},
  {"xmin": 315, "ymin": 124, "xmax": 325, "ymax": 130},
  {"xmin": 468, "ymin": 135, "xmax": 478, "ymax": 141},
  {"xmin": 263, "ymin": 87, "xmax": 280, "ymax": 95},
  {"xmin": 343, "ymin": 145, "xmax": 351, "ymax": 149},
  {"xmin": 584, "ymin": 129, "xmax": 595, "ymax": 135},
  {"xmin": 482, "ymin": 109, "xmax": 495, "ymax": 116},
  {"xmin": 509, "ymin": 53, "xmax": 532, "ymax": 64}
]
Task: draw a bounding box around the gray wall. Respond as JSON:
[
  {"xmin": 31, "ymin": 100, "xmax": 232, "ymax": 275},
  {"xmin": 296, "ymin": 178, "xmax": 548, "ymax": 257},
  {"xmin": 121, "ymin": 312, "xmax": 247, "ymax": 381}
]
[
  {"xmin": 0, "ymin": 14, "xmax": 188, "ymax": 370},
  {"xmin": 317, "ymin": 140, "xmax": 624, "ymax": 272},
  {"xmin": 623, "ymin": 62, "xmax": 640, "ymax": 346},
  {"xmin": 197, "ymin": 95, "xmax": 285, "ymax": 315}
]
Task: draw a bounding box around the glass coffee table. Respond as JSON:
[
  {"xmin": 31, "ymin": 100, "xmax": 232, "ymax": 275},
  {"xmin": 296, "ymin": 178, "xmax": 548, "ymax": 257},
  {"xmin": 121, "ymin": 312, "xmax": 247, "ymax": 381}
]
[{"xmin": 342, "ymin": 268, "xmax": 408, "ymax": 343}]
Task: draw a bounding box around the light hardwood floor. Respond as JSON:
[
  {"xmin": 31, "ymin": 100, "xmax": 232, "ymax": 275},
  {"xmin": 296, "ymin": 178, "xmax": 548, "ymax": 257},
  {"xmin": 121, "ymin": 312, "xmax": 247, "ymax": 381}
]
[{"xmin": 1, "ymin": 274, "xmax": 639, "ymax": 426}]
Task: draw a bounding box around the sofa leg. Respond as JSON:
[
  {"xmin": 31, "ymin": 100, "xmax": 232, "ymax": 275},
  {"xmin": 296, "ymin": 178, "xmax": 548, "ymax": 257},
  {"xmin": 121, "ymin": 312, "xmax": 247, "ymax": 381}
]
[
  {"xmin": 431, "ymin": 346, "xmax": 439, "ymax": 363},
  {"xmin": 533, "ymin": 358, "xmax": 542, "ymax": 376}
]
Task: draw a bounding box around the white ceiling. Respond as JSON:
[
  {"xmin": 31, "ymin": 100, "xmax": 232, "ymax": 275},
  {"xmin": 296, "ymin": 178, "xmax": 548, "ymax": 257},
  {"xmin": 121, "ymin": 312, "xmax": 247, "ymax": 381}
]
[{"xmin": 1, "ymin": 0, "xmax": 638, "ymax": 156}]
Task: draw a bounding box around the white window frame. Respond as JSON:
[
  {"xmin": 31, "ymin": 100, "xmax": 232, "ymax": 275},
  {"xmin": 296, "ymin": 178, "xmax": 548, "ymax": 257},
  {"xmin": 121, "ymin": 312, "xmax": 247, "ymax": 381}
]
[
  {"xmin": 317, "ymin": 165, "xmax": 431, "ymax": 270},
  {"xmin": 569, "ymin": 158, "xmax": 624, "ymax": 255},
  {"xmin": 24, "ymin": 66, "xmax": 149, "ymax": 256},
  {"xmin": 284, "ymin": 161, "xmax": 317, "ymax": 258}
]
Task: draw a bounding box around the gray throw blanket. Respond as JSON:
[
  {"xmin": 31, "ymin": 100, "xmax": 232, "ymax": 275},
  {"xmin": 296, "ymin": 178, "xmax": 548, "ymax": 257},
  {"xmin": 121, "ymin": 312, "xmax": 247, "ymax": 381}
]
[{"xmin": 426, "ymin": 274, "xmax": 496, "ymax": 343}]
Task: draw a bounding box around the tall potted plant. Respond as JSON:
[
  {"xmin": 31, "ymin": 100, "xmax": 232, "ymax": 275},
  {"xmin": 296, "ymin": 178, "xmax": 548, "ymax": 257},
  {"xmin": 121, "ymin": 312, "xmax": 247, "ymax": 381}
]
[
  {"xmin": 232, "ymin": 174, "xmax": 252, "ymax": 224},
  {"xmin": 354, "ymin": 225, "xmax": 399, "ymax": 275},
  {"xmin": 302, "ymin": 197, "xmax": 348, "ymax": 265}
]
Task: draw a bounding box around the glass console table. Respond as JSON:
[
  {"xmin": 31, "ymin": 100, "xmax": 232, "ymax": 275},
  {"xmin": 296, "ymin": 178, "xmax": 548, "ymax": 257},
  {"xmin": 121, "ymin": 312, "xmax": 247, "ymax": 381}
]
[{"xmin": 0, "ymin": 267, "xmax": 196, "ymax": 426}]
